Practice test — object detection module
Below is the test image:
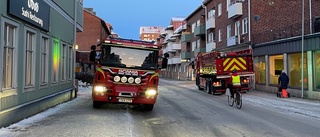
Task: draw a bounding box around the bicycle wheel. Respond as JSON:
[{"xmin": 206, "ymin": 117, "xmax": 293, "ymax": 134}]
[
  {"xmin": 235, "ymin": 92, "xmax": 242, "ymax": 109},
  {"xmin": 227, "ymin": 95, "xmax": 234, "ymax": 107}
]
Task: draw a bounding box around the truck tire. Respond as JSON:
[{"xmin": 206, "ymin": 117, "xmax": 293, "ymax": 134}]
[
  {"xmin": 211, "ymin": 89, "xmax": 217, "ymax": 95},
  {"xmin": 144, "ymin": 104, "xmax": 154, "ymax": 111},
  {"xmin": 93, "ymin": 101, "xmax": 103, "ymax": 108},
  {"xmin": 206, "ymin": 80, "xmax": 212, "ymax": 94}
]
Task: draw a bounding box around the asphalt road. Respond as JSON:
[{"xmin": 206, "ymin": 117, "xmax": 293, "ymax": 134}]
[{"xmin": 1, "ymin": 79, "xmax": 320, "ymax": 137}]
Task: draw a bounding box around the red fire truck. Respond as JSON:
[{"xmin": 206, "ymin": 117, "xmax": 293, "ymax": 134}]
[
  {"xmin": 195, "ymin": 49, "xmax": 254, "ymax": 94},
  {"xmin": 91, "ymin": 37, "xmax": 167, "ymax": 111}
]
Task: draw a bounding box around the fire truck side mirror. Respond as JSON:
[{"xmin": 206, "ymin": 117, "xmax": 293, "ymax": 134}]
[{"xmin": 161, "ymin": 57, "xmax": 168, "ymax": 69}]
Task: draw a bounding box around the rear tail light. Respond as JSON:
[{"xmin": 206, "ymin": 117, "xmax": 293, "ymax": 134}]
[
  {"xmin": 243, "ymin": 79, "xmax": 250, "ymax": 83},
  {"xmin": 212, "ymin": 81, "xmax": 222, "ymax": 87}
]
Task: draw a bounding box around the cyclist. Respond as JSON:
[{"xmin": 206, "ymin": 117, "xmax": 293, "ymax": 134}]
[{"xmin": 227, "ymin": 69, "xmax": 241, "ymax": 98}]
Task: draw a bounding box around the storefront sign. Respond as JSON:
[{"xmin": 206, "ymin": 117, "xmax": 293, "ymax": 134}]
[{"xmin": 8, "ymin": 0, "xmax": 50, "ymax": 31}]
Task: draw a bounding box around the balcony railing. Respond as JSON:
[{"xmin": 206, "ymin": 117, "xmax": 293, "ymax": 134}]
[
  {"xmin": 206, "ymin": 42, "xmax": 216, "ymax": 52},
  {"xmin": 206, "ymin": 17, "xmax": 215, "ymax": 30},
  {"xmin": 172, "ymin": 57, "xmax": 181, "ymax": 64},
  {"xmin": 227, "ymin": 35, "xmax": 238, "ymax": 46},
  {"xmin": 194, "ymin": 25, "xmax": 205, "ymax": 36},
  {"xmin": 172, "ymin": 43, "xmax": 181, "ymax": 50},
  {"xmin": 181, "ymin": 51, "xmax": 191, "ymax": 59},
  {"xmin": 163, "ymin": 46, "xmax": 168, "ymax": 53},
  {"xmin": 166, "ymin": 43, "xmax": 175, "ymax": 53},
  {"xmin": 181, "ymin": 33, "xmax": 191, "ymax": 42},
  {"xmin": 228, "ymin": 0, "xmax": 242, "ymax": 19},
  {"xmin": 193, "ymin": 47, "xmax": 206, "ymax": 57},
  {"xmin": 168, "ymin": 57, "xmax": 181, "ymax": 65}
]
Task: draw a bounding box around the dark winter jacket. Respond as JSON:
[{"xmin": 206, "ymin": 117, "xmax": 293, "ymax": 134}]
[{"xmin": 278, "ymin": 72, "xmax": 289, "ymax": 89}]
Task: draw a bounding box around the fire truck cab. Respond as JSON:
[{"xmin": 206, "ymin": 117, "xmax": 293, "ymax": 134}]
[{"xmin": 91, "ymin": 37, "xmax": 167, "ymax": 111}]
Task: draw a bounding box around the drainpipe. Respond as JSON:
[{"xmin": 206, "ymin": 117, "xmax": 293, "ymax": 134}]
[
  {"xmin": 201, "ymin": 2, "xmax": 208, "ymax": 52},
  {"xmin": 248, "ymin": 0, "xmax": 251, "ymax": 49},
  {"xmin": 309, "ymin": 0, "xmax": 312, "ymax": 34},
  {"xmin": 74, "ymin": 0, "xmax": 77, "ymax": 98}
]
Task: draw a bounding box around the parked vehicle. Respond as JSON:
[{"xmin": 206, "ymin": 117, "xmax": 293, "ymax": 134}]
[
  {"xmin": 195, "ymin": 49, "xmax": 254, "ymax": 94},
  {"xmin": 91, "ymin": 37, "xmax": 167, "ymax": 111}
]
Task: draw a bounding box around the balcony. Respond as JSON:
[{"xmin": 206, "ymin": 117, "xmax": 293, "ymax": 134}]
[
  {"xmin": 162, "ymin": 47, "xmax": 168, "ymax": 54},
  {"xmin": 206, "ymin": 17, "xmax": 215, "ymax": 30},
  {"xmin": 194, "ymin": 25, "xmax": 205, "ymax": 36},
  {"xmin": 166, "ymin": 43, "xmax": 175, "ymax": 53},
  {"xmin": 181, "ymin": 51, "xmax": 191, "ymax": 59},
  {"xmin": 228, "ymin": 1, "xmax": 243, "ymax": 19},
  {"xmin": 181, "ymin": 32, "xmax": 191, "ymax": 42},
  {"xmin": 193, "ymin": 47, "xmax": 206, "ymax": 57},
  {"xmin": 172, "ymin": 43, "xmax": 181, "ymax": 50},
  {"xmin": 168, "ymin": 57, "xmax": 181, "ymax": 65},
  {"xmin": 206, "ymin": 42, "xmax": 216, "ymax": 52},
  {"xmin": 227, "ymin": 35, "xmax": 238, "ymax": 46}
]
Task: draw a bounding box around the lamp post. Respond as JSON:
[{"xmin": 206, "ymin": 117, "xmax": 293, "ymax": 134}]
[
  {"xmin": 74, "ymin": 0, "xmax": 78, "ymax": 97},
  {"xmin": 301, "ymin": 0, "xmax": 304, "ymax": 98}
]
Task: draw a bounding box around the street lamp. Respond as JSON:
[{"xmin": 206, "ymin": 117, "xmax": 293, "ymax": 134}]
[{"xmin": 301, "ymin": 0, "xmax": 304, "ymax": 98}]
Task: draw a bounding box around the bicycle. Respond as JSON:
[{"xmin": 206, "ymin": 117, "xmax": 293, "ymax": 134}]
[{"xmin": 227, "ymin": 87, "xmax": 242, "ymax": 109}]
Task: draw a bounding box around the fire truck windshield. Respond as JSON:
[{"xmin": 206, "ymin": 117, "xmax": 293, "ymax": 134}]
[{"xmin": 99, "ymin": 46, "xmax": 158, "ymax": 70}]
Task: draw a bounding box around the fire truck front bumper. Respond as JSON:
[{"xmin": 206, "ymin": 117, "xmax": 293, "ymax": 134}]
[{"xmin": 92, "ymin": 87, "xmax": 158, "ymax": 105}]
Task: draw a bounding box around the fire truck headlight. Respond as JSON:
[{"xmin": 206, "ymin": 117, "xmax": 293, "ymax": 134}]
[
  {"xmin": 135, "ymin": 77, "xmax": 141, "ymax": 84},
  {"xmin": 94, "ymin": 86, "xmax": 107, "ymax": 93},
  {"xmin": 114, "ymin": 76, "xmax": 121, "ymax": 82},
  {"xmin": 145, "ymin": 89, "xmax": 157, "ymax": 96},
  {"xmin": 128, "ymin": 77, "xmax": 134, "ymax": 83},
  {"xmin": 121, "ymin": 76, "xmax": 127, "ymax": 83}
]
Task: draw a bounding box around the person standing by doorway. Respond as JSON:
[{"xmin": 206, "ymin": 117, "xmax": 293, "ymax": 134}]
[{"xmin": 278, "ymin": 70, "xmax": 289, "ymax": 98}]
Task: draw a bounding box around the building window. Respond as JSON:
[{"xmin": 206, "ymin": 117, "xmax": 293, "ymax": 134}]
[
  {"xmin": 269, "ymin": 55, "xmax": 283, "ymax": 85},
  {"xmin": 53, "ymin": 39, "xmax": 60, "ymax": 83},
  {"xmin": 218, "ymin": 3, "xmax": 222, "ymax": 16},
  {"xmin": 196, "ymin": 20, "xmax": 200, "ymax": 27},
  {"xmin": 218, "ymin": 29, "xmax": 222, "ymax": 41},
  {"xmin": 68, "ymin": 45, "xmax": 73, "ymax": 80},
  {"xmin": 25, "ymin": 30, "xmax": 36, "ymax": 87},
  {"xmin": 61, "ymin": 43, "xmax": 67, "ymax": 81},
  {"xmin": 314, "ymin": 51, "xmax": 320, "ymax": 90},
  {"xmin": 208, "ymin": 32, "xmax": 215, "ymax": 43},
  {"xmin": 192, "ymin": 41, "xmax": 196, "ymax": 51},
  {"xmin": 235, "ymin": 21, "xmax": 240, "ymax": 36},
  {"xmin": 208, "ymin": 9, "xmax": 215, "ymax": 19},
  {"xmin": 242, "ymin": 17, "xmax": 248, "ymax": 34},
  {"xmin": 2, "ymin": 23, "xmax": 18, "ymax": 91},
  {"xmin": 227, "ymin": 25, "xmax": 231, "ymax": 38},
  {"xmin": 227, "ymin": 0, "xmax": 230, "ymax": 11},
  {"xmin": 197, "ymin": 39, "xmax": 200, "ymax": 48},
  {"xmin": 288, "ymin": 53, "xmax": 308, "ymax": 88},
  {"xmin": 192, "ymin": 23, "xmax": 196, "ymax": 33},
  {"xmin": 40, "ymin": 36, "xmax": 49, "ymax": 85},
  {"xmin": 254, "ymin": 56, "xmax": 266, "ymax": 84}
]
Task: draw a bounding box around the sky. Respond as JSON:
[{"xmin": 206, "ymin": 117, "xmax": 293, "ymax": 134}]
[{"xmin": 83, "ymin": 0, "xmax": 202, "ymax": 40}]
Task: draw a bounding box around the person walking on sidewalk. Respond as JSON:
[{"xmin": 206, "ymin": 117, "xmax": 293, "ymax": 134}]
[{"xmin": 278, "ymin": 70, "xmax": 289, "ymax": 98}]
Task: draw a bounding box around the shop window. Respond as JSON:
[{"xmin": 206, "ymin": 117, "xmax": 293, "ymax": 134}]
[
  {"xmin": 269, "ymin": 55, "xmax": 283, "ymax": 85},
  {"xmin": 314, "ymin": 51, "xmax": 320, "ymax": 90},
  {"xmin": 254, "ymin": 56, "xmax": 266, "ymax": 84},
  {"xmin": 288, "ymin": 52, "xmax": 308, "ymax": 88}
]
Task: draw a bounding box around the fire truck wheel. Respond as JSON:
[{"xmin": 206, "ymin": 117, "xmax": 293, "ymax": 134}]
[
  {"xmin": 93, "ymin": 101, "xmax": 103, "ymax": 108},
  {"xmin": 211, "ymin": 89, "xmax": 217, "ymax": 95},
  {"xmin": 144, "ymin": 104, "xmax": 154, "ymax": 111},
  {"xmin": 206, "ymin": 81, "xmax": 212, "ymax": 94}
]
